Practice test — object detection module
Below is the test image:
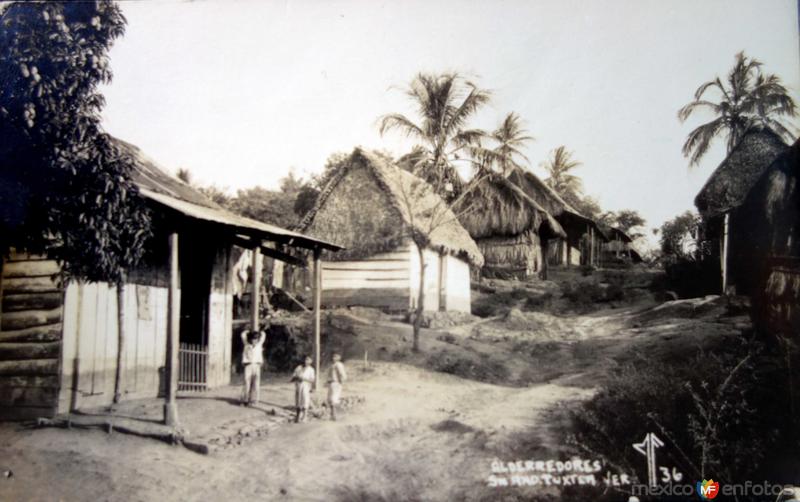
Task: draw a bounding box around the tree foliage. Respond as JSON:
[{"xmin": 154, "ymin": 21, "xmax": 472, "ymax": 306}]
[
  {"xmin": 679, "ymin": 51, "xmax": 797, "ymax": 166},
  {"xmin": 487, "ymin": 112, "xmax": 534, "ymax": 174},
  {"xmin": 293, "ymin": 152, "xmax": 350, "ymax": 218},
  {"xmin": 543, "ymin": 145, "xmax": 583, "ymax": 199},
  {"xmin": 378, "ymin": 72, "xmax": 490, "ymax": 201},
  {"xmin": 659, "ymin": 211, "xmax": 702, "ymax": 262},
  {"xmin": 599, "ymin": 209, "xmax": 647, "ymax": 238},
  {"xmin": 0, "ymin": 1, "xmax": 151, "ymax": 283}
]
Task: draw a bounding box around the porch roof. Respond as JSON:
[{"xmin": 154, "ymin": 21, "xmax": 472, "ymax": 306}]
[
  {"xmin": 115, "ymin": 138, "xmax": 342, "ymax": 252},
  {"xmin": 140, "ymin": 189, "xmax": 341, "ymax": 252}
]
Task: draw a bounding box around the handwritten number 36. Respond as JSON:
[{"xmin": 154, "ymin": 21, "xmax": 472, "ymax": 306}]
[{"xmin": 659, "ymin": 467, "xmax": 683, "ymax": 483}]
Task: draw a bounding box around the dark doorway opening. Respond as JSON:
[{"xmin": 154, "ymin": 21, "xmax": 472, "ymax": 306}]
[{"xmin": 179, "ymin": 231, "xmax": 214, "ymax": 346}]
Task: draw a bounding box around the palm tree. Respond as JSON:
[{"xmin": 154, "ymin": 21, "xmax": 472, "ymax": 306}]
[
  {"xmin": 543, "ymin": 145, "xmax": 583, "ymax": 197},
  {"xmin": 679, "ymin": 51, "xmax": 797, "ymax": 166},
  {"xmin": 378, "ymin": 72, "xmax": 490, "ymax": 199},
  {"xmin": 490, "ymin": 112, "xmax": 534, "ymax": 175}
]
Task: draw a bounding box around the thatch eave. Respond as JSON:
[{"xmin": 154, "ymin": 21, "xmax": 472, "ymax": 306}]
[
  {"xmin": 299, "ymin": 148, "xmax": 484, "ymax": 267},
  {"xmin": 695, "ymin": 128, "xmax": 790, "ymax": 219}
]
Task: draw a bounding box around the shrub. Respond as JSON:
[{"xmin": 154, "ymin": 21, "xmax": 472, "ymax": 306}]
[
  {"xmin": 429, "ymin": 350, "xmax": 510, "ymax": 384},
  {"xmin": 569, "ymin": 337, "xmax": 799, "ymax": 488},
  {"xmin": 664, "ymin": 257, "xmax": 721, "ymax": 298},
  {"xmin": 561, "ymin": 281, "xmax": 605, "ymax": 309},
  {"xmin": 472, "ymin": 288, "xmax": 528, "ymax": 317}
]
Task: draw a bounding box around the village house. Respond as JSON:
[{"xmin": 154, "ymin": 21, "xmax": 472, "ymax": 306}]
[
  {"xmin": 297, "ymin": 148, "xmax": 483, "ymax": 313},
  {"xmin": 601, "ymin": 227, "xmax": 643, "ymax": 265},
  {"xmin": 0, "ymin": 139, "xmax": 339, "ymax": 421},
  {"xmin": 695, "ymin": 130, "xmax": 799, "ymax": 333},
  {"xmin": 694, "ymin": 129, "xmax": 793, "ymax": 296},
  {"xmin": 499, "ymin": 166, "xmax": 607, "ymax": 269},
  {"xmin": 458, "ymin": 166, "xmax": 579, "ymax": 279}
]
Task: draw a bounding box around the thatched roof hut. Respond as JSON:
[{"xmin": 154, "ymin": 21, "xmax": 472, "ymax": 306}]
[
  {"xmin": 694, "ymin": 128, "xmax": 794, "ymax": 295},
  {"xmin": 729, "ymin": 137, "xmax": 799, "ymax": 300},
  {"xmin": 503, "ymin": 165, "xmax": 608, "ymax": 256},
  {"xmin": 695, "ymin": 129, "xmax": 790, "ymax": 219},
  {"xmin": 299, "ymin": 148, "xmax": 482, "ymax": 266},
  {"xmin": 457, "ymin": 169, "xmax": 566, "ymax": 278},
  {"xmin": 297, "ymin": 148, "xmax": 481, "ymax": 312},
  {"xmin": 458, "ymin": 173, "xmax": 565, "ymax": 241}
]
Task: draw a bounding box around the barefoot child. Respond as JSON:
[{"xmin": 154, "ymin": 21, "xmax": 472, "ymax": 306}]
[
  {"xmin": 326, "ymin": 353, "xmax": 347, "ymax": 420},
  {"xmin": 241, "ymin": 327, "xmax": 266, "ymax": 406},
  {"xmin": 291, "ymin": 356, "xmax": 315, "ymax": 423}
]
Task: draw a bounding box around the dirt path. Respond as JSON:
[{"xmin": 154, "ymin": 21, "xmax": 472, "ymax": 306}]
[
  {"xmin": 3, "ymin": 298, "xmax": 732, "ymax": 502},
  {"xmin": 0, "ymin": 360, "xmax": 598, "ymax": 502}
]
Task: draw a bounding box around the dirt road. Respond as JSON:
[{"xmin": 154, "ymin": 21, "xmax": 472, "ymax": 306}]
[
  {"xmin": 0, "ymin": 295, "xmax": 744, "ymax": 501},
  {"xmin": 0, "ymin": 360, "xmax": 597, "ymax": 501}
]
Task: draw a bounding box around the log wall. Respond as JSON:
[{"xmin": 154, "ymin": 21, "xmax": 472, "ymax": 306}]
[{"xmin": 0, "ymin": 252, "xmax": 63, "ymax": 420}]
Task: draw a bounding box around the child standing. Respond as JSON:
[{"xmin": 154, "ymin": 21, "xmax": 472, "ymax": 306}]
[
  {"xmin": 326, "ymin": 353, "xmax": 347, "ymax": 421},
  {"xmin": 240, "ymin": 327, "xmax": 266, "ymax": 406},
  {"xmin": 291, "ymin": 356, "xmax": 315, "ymax": 423}
]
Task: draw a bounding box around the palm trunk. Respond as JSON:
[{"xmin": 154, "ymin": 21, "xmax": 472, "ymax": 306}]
[{"xmin": 413, "ymin": 243, "xmax": 425, "ymax": 352}]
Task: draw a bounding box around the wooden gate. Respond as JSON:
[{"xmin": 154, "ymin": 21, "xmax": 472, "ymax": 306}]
[{"xmin": 178, "ymin": 343, "xmax": 208, "ymax": 392}]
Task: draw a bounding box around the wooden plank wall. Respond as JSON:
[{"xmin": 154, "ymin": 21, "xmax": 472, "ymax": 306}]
[
  {"xmin": 321, "ymin": 248, "xmax": 411, "ymax": 310},
  {"xmin": 442, "ymin": 255, "xmax": 471, "ymax": 313},
  {"xmin": 319, "ymin": 244, "xmax": 471, "ymax": 313},
  {"xmin": 207, "ymin": 244, "xmax": 233, "ymax": 388},
  {"xmin": 409, "ymin": 245, "xmax": 441, "ymax": 312},
  {"xmin": 57, "ymin": 278, "xmax": 169, "ymax": 413},
  {"xmin": 0, "ymin": 252, "xmax": 63, "ymax": 420}
]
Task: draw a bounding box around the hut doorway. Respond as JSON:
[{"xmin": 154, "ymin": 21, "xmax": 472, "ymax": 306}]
[{"xmin": 178, "ymin": 232, "xmax": 214, "ymax": 391}]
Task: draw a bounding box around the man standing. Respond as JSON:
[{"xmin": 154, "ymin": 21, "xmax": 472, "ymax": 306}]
[{"xmin": 240, "ymin": 326, "xmax": 266, "ymax": 406}]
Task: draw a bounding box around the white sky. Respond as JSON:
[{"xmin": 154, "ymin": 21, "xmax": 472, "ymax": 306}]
[{"xmin": 100, "ymin": 0, "xmax": 800, "ymax": 243}]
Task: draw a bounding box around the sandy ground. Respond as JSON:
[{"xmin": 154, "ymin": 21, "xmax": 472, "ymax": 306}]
[
  {"xmin": 0, "ymin": 362, "xmax": 593, "ymax": 502},
  {"xmin": 0, "ymin": 283, "xmax": 748, "ymax": 502}
]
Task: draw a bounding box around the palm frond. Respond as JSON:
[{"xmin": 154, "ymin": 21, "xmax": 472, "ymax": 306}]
[
  {"xmin": 378, "ymin": 113, "xmax": 425, "ymax": 140},
  {"xmin": 682, "ymin": 117, "xmax": 725, "ymax": 166},
  {"xmin": 678, "ymin": 100, "xmax": 722, "ymax": 122}
]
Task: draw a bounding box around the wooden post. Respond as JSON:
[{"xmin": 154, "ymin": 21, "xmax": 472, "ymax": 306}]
[
  {"xmin": 589, "ymin": 227, "xmax": 595, "ymax": 266},
  {"xmin": 541, "ymin": 239, "xmax": 549, "ymax": 280},
  {"xmin": 313, "ymin": 248, "xmax": 321, "ymax": 392},
  {"xmin": 113, "ymin": 281, "xmax": 125, "ymax": 404},
  {"xmin": 251, "ymin": 249, "xmax": 261, "ymax": 331},
  {"xmin": 164, "ymin": 232, "xmax": 180, "ymax": 426},
  {"xmin": 721, "ymin": 213, "xmax": 730, "ymax": 294},
  {"xmin": 596, "ymin": 232, "xmax": 602, "ymax": 268},
  {"xmin": 0, "ymin": 255, "xmax": 4, "ymax": 332}
]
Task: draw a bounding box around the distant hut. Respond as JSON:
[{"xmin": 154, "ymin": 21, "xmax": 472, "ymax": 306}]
[
  {"xmin": 458, "ymin": 170, "xmax": 566, "ymax": 279},
  {"xmin": 298, "ymin": 148, "xmax": 483, "ymax": 313},
  {"xmin": 602, "ymin": 227, "xmax": 644, "ymax": 264},
  {"xmin": 0, "ymin": 139, "xmax": 338, "ymax": 420},
  {"xmin": 695, "ymin": 129, "xmax": 791, "ymax": 295},
  {"xmin": 502, "ymin": 166, "xmax": 607, "ymax": 268}
]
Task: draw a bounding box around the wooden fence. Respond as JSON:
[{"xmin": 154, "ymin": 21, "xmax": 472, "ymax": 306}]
[{"xmin": 178, "ymin": 342, "xmax": 208, "ymax": 392}]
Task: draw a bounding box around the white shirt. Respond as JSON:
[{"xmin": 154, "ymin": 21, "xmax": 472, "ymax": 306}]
[{"xmin": 241, "ymin": 330, "xmax": 265, "ymax": 365}]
